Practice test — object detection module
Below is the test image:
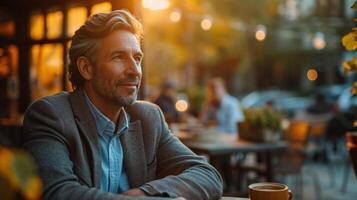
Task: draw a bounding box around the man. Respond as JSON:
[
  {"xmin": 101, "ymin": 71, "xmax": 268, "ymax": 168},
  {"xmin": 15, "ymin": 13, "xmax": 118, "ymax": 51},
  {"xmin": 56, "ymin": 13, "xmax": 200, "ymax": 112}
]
[
  {"xmin": 23, "ymin": 10, "xmax": 223, "ymax": 200},
  {"xmin": 200, "ymin": 77, "xmax": 244, "ymax": 135}
]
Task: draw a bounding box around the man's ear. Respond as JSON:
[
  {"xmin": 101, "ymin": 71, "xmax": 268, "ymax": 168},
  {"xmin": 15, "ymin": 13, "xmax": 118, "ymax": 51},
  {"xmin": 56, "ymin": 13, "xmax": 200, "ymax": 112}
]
[{"xmin": 77, "ymin": 56, "xmax": 93, "ymax": 81}]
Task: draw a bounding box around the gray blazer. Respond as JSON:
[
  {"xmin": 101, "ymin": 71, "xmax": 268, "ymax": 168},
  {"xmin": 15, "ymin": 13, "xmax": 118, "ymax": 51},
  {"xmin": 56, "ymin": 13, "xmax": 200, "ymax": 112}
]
[{"xmin": 23, "ymin": 89, "xmax": 223, "ymax": 200}]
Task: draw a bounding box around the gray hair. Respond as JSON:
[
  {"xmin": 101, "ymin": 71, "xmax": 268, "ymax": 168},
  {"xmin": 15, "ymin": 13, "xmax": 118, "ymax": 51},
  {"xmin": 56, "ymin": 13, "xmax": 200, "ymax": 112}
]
[{"xmin": 68, "ymin": 10, "xmax": 143, "ymax": 88}]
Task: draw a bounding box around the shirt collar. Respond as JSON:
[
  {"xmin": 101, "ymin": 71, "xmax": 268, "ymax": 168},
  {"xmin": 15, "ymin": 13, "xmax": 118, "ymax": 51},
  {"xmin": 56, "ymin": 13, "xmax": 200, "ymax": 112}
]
[{"xmin": 84, "ymin": 92, "xmax": 128, "ymax": 137}]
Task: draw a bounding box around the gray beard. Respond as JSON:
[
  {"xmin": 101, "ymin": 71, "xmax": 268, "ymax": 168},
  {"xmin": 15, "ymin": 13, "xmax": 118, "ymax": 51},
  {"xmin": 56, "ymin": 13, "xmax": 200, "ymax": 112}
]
[{"xmin": 113, "ymin": 95, "xmax": 137, "ymax": 107}]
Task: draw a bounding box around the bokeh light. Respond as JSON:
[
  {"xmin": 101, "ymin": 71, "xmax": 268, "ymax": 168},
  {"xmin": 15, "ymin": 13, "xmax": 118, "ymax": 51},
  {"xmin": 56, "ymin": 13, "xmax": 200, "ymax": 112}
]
[
  {"xmin": 175, "ymin": 100, "xmax": 188, "ymax": 112},
  {"xmin": 255, "ymin": 25, "xmax": 266, "ymax": 41},
  {"xmin": 313, "ymin": 32, "xmax": 326, "ymax": 50},
  {"xmin": 307, "ymin": 69, "xmax": 318, "ymax": 81},
  {"xmin": 169, "ymin": 10, "xmax": 181, "ymax": 23},
  {"xmin": 201, "ymin": 17, "xmax": 212, "ymax": 31},
  {"xmin": 142, "ymin": 0, "xmax": 170, "ymax": 11}
]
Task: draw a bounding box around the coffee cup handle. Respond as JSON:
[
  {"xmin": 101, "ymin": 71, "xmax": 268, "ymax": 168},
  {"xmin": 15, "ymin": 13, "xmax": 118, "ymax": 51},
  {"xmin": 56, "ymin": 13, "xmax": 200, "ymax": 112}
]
[{"xmin": 288, "ymin": 190, "xmax": 293, "ymax": 200}]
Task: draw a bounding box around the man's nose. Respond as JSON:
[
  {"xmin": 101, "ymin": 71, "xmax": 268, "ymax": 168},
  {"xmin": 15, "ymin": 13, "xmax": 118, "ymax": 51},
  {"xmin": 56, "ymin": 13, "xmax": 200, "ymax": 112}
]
[{"xmin": 126, "ymin": 58, "xmax": 142, "ymax": 76}]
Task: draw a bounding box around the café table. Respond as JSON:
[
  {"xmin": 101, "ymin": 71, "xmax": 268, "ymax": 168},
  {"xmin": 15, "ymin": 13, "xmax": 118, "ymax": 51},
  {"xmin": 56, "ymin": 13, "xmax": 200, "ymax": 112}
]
[{"xmin": 176, "ymin": 131, "xmax": 288, "ymax": 185}]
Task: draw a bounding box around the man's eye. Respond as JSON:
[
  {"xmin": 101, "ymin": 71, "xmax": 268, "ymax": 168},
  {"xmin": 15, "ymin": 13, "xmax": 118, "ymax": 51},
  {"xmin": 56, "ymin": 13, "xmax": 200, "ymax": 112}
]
[
  {"xmin": 113, "ymin": 55, "xmax": 124, "ymax": 60},
  {"xmin": 134, "ymin": 56, "xmax": 142, "ymax": 63}
]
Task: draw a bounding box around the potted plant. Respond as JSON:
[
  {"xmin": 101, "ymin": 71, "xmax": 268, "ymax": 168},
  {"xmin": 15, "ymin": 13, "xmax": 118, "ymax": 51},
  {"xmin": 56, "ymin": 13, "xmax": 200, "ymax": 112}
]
[
  {"xmin": 342, "ymin": 1, "xmax": 357, "ymax": 180},
  {"xmin": 0, "ymin": 147, "xmax": 42, "ymax": 200},
  {"xmin": 239, "ymin": 107, "xmax": 284, "ymax": 142}
]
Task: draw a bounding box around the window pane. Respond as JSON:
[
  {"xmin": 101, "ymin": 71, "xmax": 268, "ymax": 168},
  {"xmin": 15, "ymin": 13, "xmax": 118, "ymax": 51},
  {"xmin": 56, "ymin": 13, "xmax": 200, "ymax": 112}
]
[
  {"xmin": 0, "ymin": 45, "xmax": 19, "ymax": 123},
  {"xmin": 0, "ymin": 9, "xmax": 15, "ymax": 37},
  {"xmin": 66, "ymin": 40, "xmax": 73, "ymax": 91},
  {"xmin": 91, "ymin": 2, "xmax": 112, "ymax": 15},
  {"xmin": 0, "ymin": 21, "xmax": 15, "ymax": 37},
  {"xmin": 47, "ymin": 11, "xmax": 63, "ymax": 39},
  {"xmin": 30, "ymin": 13, "xmax": 44, "ymax": 40},
  {"xmin": 31, "ymin": 44, "xmax": 63, "ymax": 100},
  {"xmin": 67, "ymin": 7, "xmax": 88, "ymax": 37}
]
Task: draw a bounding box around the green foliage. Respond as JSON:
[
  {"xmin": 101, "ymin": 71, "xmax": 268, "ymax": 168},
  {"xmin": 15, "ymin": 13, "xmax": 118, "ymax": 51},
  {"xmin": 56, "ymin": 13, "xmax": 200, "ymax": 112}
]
[
  {"xmin": 0, "ymin": 147, "xmax": 42, "ymax": 200},
  {"xmin": 243, "ymin": 107, "xmax": 284, "ymax": 132}
]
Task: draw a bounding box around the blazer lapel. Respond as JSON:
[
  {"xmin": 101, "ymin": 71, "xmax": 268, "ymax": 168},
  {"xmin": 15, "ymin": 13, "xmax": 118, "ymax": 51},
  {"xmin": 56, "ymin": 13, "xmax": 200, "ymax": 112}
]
[
  {"xmin": 121, "ymin": 120, "xmax": 147, "ymax": 188},
  {"xmin": 69, "ymin": 89, "xmax": 101, "ymax": 188}
]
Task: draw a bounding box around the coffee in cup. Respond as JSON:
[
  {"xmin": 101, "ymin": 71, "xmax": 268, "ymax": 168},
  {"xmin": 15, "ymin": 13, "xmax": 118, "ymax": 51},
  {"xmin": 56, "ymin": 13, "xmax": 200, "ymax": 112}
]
[{"xmin": 249, "ymin": 182, "xmax": 293, "ymax": 200}]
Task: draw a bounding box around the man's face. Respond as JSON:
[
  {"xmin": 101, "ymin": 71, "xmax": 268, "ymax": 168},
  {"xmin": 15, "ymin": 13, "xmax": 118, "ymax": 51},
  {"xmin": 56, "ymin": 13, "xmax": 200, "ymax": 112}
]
[
  {"xmin": 91, "ymin": 30, "xmax": 143, "ymax": 106},
  {"xmin": 207, "ymin": 83, "xmax": 225, "ymax": 104}
]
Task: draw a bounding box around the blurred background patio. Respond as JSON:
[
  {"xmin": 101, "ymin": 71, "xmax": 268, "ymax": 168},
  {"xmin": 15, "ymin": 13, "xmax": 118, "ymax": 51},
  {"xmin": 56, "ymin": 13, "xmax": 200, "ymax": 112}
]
[{"xmin": 1, "ymin": 0, "xmax": 357, "ymax": 199}]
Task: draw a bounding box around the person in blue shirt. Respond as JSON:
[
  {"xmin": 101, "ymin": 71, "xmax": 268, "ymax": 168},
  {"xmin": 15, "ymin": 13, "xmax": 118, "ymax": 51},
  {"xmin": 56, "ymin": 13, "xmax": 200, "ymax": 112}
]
[{"xmin": 200, "ymin": 77, "xmax": 245, "ymax": 135}]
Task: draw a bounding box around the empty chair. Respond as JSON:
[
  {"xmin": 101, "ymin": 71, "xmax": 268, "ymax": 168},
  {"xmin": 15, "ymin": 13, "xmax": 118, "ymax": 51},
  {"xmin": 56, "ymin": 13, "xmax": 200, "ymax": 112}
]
[{"xmin": 273, "ymin": 120, "xmax": 321, "ymax": 200}]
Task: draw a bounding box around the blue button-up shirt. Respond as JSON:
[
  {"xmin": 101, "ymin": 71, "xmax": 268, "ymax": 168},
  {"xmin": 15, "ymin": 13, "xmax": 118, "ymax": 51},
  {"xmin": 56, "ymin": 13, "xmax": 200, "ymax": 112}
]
[{"xmin": 85, "ymin": 93, "xmax": 130, "ymax": 193}]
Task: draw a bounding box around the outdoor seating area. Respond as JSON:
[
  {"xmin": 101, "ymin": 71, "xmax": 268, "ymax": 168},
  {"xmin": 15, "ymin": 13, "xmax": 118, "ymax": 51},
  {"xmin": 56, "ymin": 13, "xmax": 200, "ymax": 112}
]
[{"xmin": 1, "ymin": 0, "xmax": 357, "ymax": 200}]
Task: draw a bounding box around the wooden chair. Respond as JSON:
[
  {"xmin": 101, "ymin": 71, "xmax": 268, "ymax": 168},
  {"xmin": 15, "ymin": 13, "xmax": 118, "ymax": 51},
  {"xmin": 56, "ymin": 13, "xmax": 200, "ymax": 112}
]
[
  {"xmin": 346, "ymin": 132, "xmax": 357, "ymax": 179},
  {"xmin": 273, "ymin": 120, "xmax": 321, "ymax": 200}
]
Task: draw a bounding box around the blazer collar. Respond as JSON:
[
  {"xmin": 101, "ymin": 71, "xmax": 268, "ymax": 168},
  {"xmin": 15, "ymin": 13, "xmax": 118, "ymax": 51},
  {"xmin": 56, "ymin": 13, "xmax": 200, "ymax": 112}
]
[
  {"xmin": 69, "ymin": 88, "xmax": 147, "ymax": 188},
  {"xmin": 120, "ymin": 118, "xmax": 147, "ymax": 188},
  {"xmin": 69, "ymin": 88, "xmax": 101, "ymax": 187}
]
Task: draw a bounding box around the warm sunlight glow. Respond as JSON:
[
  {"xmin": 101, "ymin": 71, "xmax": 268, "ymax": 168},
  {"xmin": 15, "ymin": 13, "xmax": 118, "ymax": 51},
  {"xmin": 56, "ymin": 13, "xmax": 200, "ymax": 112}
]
[
  {"xmin": 46, "ymin": 11, "xmax": 63, "ymax": 39},
  {"xmin": 142, "ymin": 0, "xmax": 170, "ymax": 11},
  {"xmin": 91, "ymin": 2, "xmax": 112, "ymax": 15},
  {"xmin": 175, "ymin": 100, "xmax": 188, "ymax": 112},
  {"xmin": 0, "ymin": 21, "xmax": 15, "ymax": 36},
  {"xmin": 68, "ymin": 7, "xmax": 88, "ymax": 36},
  {"xmin": 169, "ymin": 10, "xmax": 181, "ymax": 22},
  {"xmin": 307, "ymin": 69, "xmax": 318, "ymax": 81},
  {"xmin": 201, "ymin": 17, "xmax": 212, "ymax": 31},
  {"xmin": 31, "ymin": 44, "xmax": 63, "ymax": 100},
  {"xmin": 30, "ymin": 13, "xmax": 44, "ymax": 40}
]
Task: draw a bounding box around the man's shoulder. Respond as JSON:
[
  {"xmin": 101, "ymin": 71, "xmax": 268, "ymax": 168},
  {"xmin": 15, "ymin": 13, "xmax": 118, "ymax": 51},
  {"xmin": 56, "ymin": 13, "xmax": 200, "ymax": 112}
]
[
  {"xmin": 125, "ymin": 100, "xmax": 162, "ymax": 121},
  {"xmin": 125, "ymin": 100, "xmax": 159, "ymax": 113},
  {"xmin": 223, "ymin": 94, "xmax": 239, "ymax": 105},
  {"xmin": 26, "ymin": 91, "xmax": 71, "ymax": 113}
]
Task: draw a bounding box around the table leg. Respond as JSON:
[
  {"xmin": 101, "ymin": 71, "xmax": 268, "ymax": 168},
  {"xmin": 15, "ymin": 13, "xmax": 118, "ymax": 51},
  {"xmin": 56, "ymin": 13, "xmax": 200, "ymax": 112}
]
[
  {"xmin": 265, "ymin": 151, "xmax": 274, "ymax": 182},
  {"xmin": 210, "ymin": 155, "xmax": 232, "ymax": 192}
]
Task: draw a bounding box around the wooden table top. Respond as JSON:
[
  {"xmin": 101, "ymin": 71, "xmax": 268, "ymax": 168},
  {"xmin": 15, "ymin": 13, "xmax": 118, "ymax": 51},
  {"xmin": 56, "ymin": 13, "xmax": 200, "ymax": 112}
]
[{"xmin": 176, "ymin": 131, "xmax": 288, "ymax": 156}]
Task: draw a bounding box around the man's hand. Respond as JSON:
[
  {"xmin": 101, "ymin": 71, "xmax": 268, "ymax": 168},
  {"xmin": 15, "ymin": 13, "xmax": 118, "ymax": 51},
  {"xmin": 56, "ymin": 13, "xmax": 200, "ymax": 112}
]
[
  {"xmin": 122, "ymin": 189, "xmax": 186, "ymax": 200},
  {"xmin": 121, "ymin": 188, "xmax": 147, "ymax": 196}
]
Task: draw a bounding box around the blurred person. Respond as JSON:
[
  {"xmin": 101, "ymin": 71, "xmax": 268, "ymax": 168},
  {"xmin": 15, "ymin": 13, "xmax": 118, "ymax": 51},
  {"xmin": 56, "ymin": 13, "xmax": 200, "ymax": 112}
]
[
  {"xmin": 200, "ymin": 77, "xmax": 244, "ymax": 135},
  {"xmin": 22, "ymin": 10, "xmax": 222, "ymax": 200},
  {"xmin": 154, "ymin": 81, "xmax": 180, "ymax": 124},
  {"xmin": 199, "ymin": 77, "xmax": 245, "ymax": 190}
]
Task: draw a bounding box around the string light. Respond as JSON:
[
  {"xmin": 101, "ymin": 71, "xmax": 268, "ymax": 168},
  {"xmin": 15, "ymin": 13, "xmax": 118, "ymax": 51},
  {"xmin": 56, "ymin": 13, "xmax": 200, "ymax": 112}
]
[
  {"xmin": 313, "ymin": 32, "xmax": 326, "ymax": 50},
  {"xmin": 201, "ymin": 16, "xmax": 213, "ymax": 31},
  {"xmin": 255, "ymin": 24, "xmax": 266, "ymax": 41},
  {"xmin": 307, "ymin": 69, "xmax": 318, "ymax": 81},
  {"xmin": 169, "ymin": 10, "xmax": 181, "ymax": 23},
  {"xmin": 175, "ymin": 100, "xmax": 188, "ymax": 112},
  {"xmin": 142, "ymin": 0, "xmax": 170, "ymax": 11}
]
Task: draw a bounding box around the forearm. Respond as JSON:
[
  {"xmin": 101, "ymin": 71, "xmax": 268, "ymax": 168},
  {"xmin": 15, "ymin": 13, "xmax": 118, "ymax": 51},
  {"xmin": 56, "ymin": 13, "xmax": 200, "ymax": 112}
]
[
  {"xmin": 141, "ymin": 163, "xmax": 222, "ymax": 200},
  {"xmin": 153, "ymin": 107, "xmax": 223, "ymax": 199}
]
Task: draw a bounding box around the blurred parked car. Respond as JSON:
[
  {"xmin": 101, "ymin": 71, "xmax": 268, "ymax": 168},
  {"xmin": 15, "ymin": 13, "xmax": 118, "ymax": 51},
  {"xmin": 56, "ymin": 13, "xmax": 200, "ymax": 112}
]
[
  {"xmin": 240, "ymin": 90, "xmax": 313, "ymax": 118},
  {"xmin": 337, "ymin": 87, "xmax": 357, "ymax": 113},
  {"xmin": 318, "ymin": 84, "xmax": 348, "ymax": 104}
]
